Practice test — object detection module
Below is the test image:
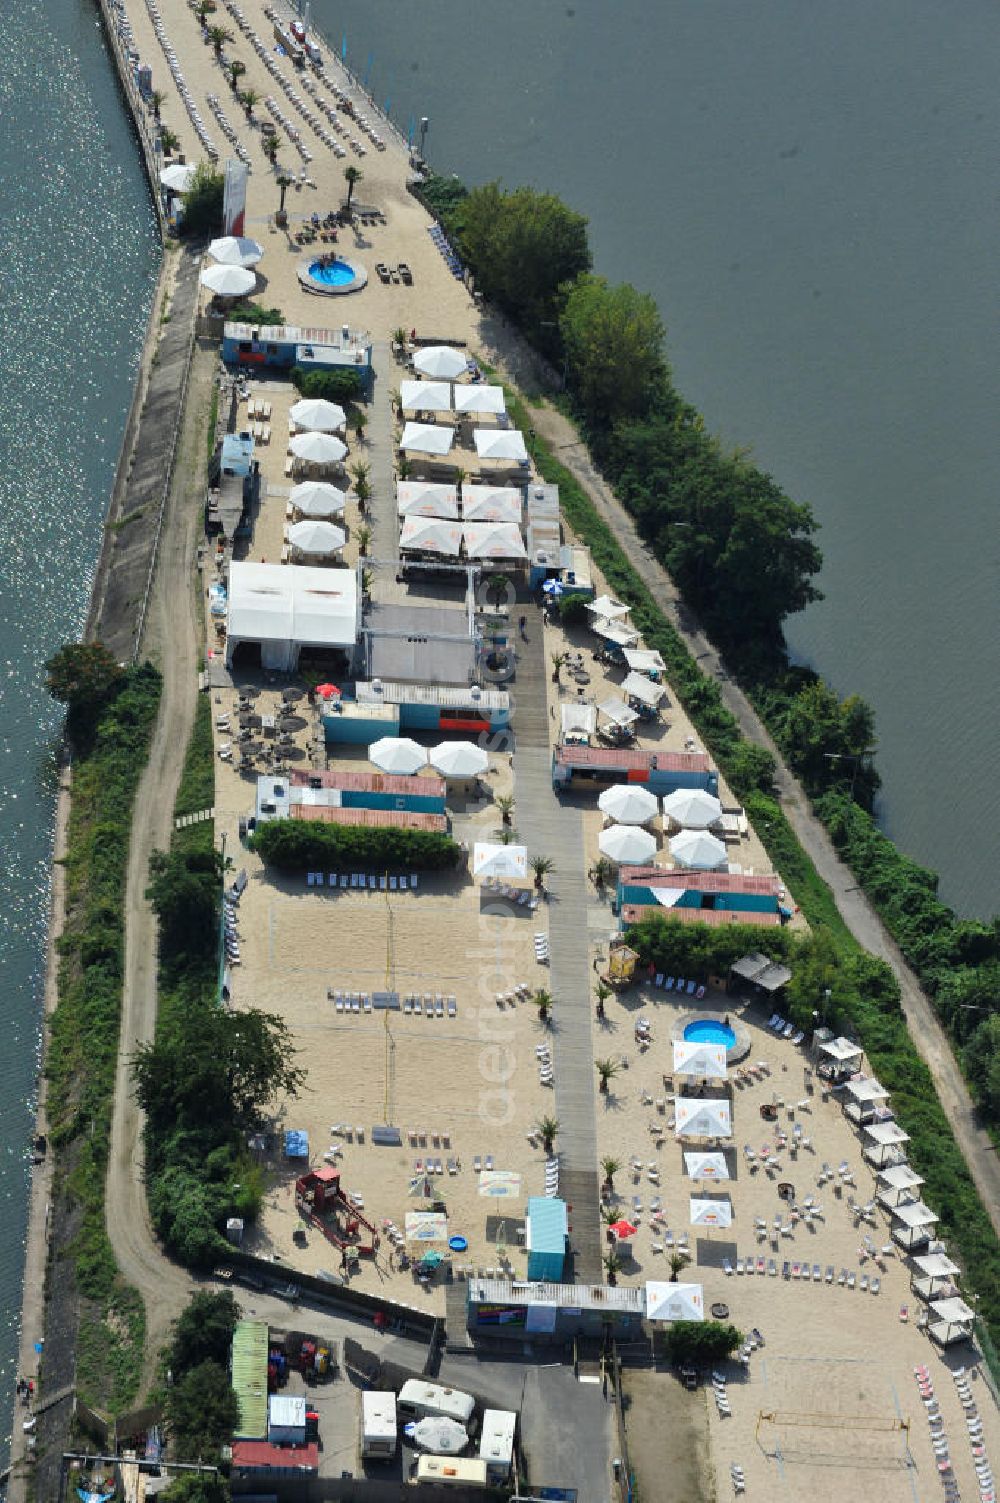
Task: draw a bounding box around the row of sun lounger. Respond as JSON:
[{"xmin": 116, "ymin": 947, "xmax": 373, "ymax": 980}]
[
  {"xmin": 328, "ymin": 991, "xmax": 458, "ymax": 1017},
  {"xmin": 720, "ymin": 1255, "xmax": 882, "ymax": 1290},
  {"xmin": 307, "ymin": 871, "xmax": 420, "ymax": 890},
  {"xmin": 766, "ymin": 1012, "xmax": 806, "ymax": 1043},
  {"xmin": 652, "ymin": 975, "xmax": 707, "ymax": 996}
]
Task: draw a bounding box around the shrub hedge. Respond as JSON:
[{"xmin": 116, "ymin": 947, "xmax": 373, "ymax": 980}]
[{"xmin": 250, "ymin": 818, "xmax": 462, "ymax": 873}]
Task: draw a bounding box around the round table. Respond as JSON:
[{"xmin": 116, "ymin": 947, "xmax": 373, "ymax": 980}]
[{"xmin": 710, "ymin": 1302, "xmax": 730, "ymax": 1320}]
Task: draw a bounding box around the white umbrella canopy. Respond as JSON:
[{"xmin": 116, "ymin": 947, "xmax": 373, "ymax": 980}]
[
  {"xmin": 473, "ymin": 842, "xmax": 528, "ymax": 880},
  {"xmin": 598, "ymin": 824, "xmax": 657, "ymax": 865},
  {"xmin": 200, "ymin": 263, "xmax": 257, "ymax": 297},
  {"xmin": 400, "ymin": 421, "xmax": 455, "ymax": 457},
  {"xmin": 289, "ymin": 431, "xmax": 348, "ymax": 465},
  {"xmin": 672, "ymin": 1040, "xmax": 728, "ymax": 1079},
  {"xmin": 598, "ymin": 783, "xmax": 659, "ymax": 826},
  {"xmin": 669, "ymin": 829, "xmax": 727, "ymax": 870},
  {"xmin": 207, "ymin": 234, "xmax": 264, "ymax": 267},
  {"xmin": 690, "ymin": 1196, "xmax": 733, "ymax": 1229},
  {"xmin": 683, "ymin": 1151, "xmax": 730, "ymax": 1182},
  {"xmin": 413, "ymin": 344, "xmax": 468, "ymax": 379},
  {"xmin": 662, "ymin": 788, "xmax": 723, "ymax": 830},
  {"xmin": 473, "ymin": 428, "xmax": 528, "ymax": 463},
  {"xmin": 160, "ymin": 162, "xmax": 196, "ymax": 191},
  {"xmin": 429, "ymin": 741, "xmax": 489, "ymax": 778},
  {"xmin": 289, "ymin": 398, "xmax": 347, "ymax": 432},
  {"xmin": 588, "ymin": 594, "xmax": 631, "ymax": 622},
  {"xmin": 397, "ymin": 482, "xmax": 459, "ymax": 518},
  {"xmin": 461, "ymin": 485, "xmax": 522, "ymax": 523},
  {"xmin": 288, "ymin": 481, "xmax": 347, "ymax": 518},
  {"xmin": 645, "ymin": 1282, "xmax": 705, "ymax": 1323},
  {"xmin": 462, "ymin": 523, "xmax": 527, "ymax": 560},
  {"xmin": 675, "ymin": 1097, "xmax": 732, "ymax": 1139},
  {"xmin": 454, "ymin": 383, "xmax": 506, "ymax": 415},
  {"xmin": 399, "ymin": 379, "xmax": 453, "ymax": 412},
  {"xmin": 286, "ymin": 519, "xmax": 346, "ymax": 556},
  {"xmin": 398, "ymin": 516, "xmax": 463, "ymax": 556},
  {"xmin": 369, "ymin": 737, "xmax": 428, "ymax": 775}
]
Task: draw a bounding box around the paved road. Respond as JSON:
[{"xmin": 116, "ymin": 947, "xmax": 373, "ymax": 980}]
[{"xmin": 529, "ymin": 401, "xmax": 1000, "ymax": 1239}]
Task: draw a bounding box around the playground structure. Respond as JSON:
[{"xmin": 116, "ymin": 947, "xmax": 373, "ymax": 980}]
[{"xmin": 295, "ymin": 1167, "xmax": 380, "ymax": 1258}]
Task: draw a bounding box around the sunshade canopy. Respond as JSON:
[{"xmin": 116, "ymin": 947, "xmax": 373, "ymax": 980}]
[
  {"xmin": 621, "ymin": 670, "xmax": 665, "ymax": 708},
  {"xmin": 396, "ymin": 482, "xmax": 459, "ymax": 518},
  {"xmin": 893, "ymin": 1201, "xmax": 939, "ymax": 1228},
  {"xmin": 461, "ymin": 484, "xmax": 522, "ymax": 523},
  {"xmin": 400, "ymin": 380, "xmax": 453, "ymax": 412},
  {"xmin": 674, "ymin": 1096, "xmax": 732, "ymax": 1139},
  {"xmin": 598, "ymin": 783, "xmax": 659, "ymax": 825},
  {"xmin": 429, "ymin": 741, "xmax": 489, "ymax": 778},
  {"xmin": 288, "ymin": 481, "xmax": 347, "ymax": 518},
  {"xmin": 683, "ymin": 1151, "xmax": 730, "ymax": 1181},
  {"xmin": 645, "ymin": 1281, "xmax": 705, "ymax": 1322},
  {"xmin": 160, "ymin": 162, "xmax": 196, "ymax": 191},
  {"xmin": 200, "ymin": 263, "xmax": 257, "ymax": 297},
  {"xmin": 929, "ymin": 1297, "xmax": 975, "ymax": 1324},
  {"xmin": 912, "ymin": 1252, "xmax": 960, "ymax": 1278},
  {"xmin": 662, "ymin": 788, "xmax": 724, "ymax": 829},
  {"xmin": 289, "ymin": 398, "xmax": 347, "ymax": 431},
  {"xmin": 591, "ymin": 618, "xmax": 641, "ymax": 647},
  {"xmin": 623, "ymin": 647, "xmax": 666, "ymax": 675},
  {"xmin": 413, "ymin": 345, "xmax": 468, "ymax": 379},
  {"xmin": 400, "ymin": 421, "xmax": 454, "ymax": 456},
  {"xmin": 598, "ymin": 824, "xmax": 658, "ymax": 865},
  {"xmin": 669, "ymin": 829, "xmax": 728, "ymax": 870},
  {"xmin": 286, "ymin": 519, "xmax": 345, "ymax": 555},
  {"xmin": 588, "ymin": 594, "xmax": 631, "ymax": 621},
  {"xmin": 672, "ymin": 1040, "xmax": 728, "ymax": 1079},
  {"xmin": 289, "ymin": 431, "xmax": 348, "ymax": 464},
  {"xmin": 865, "ymin": 1121, "xmax": 910, "ymax": 1145},
  {"xmin": 398, "ymin": 516, "xmax": 462, "ymax": 556},
  {"xmin": 472, "ymin": 842, "xmax": 528, "ymax": 880},
  {"xmin": 818, "ymin": 1035, "xmax": 864, "ymax": 1063},
  {"xmin": 208, "ymin": 234, "xmax": 264, "ymax": 266},
  {"xmin": 609, "ymin": 1219, "xmax": 638, "ymax": 1238},
  {"xmin": 368, "ymin": 737, "xmax": 428, "ymax": 775},
  {"xmin": 473, "ymin": 428, "xmax": 528, "ymax": 462},
  {"xmin": 878, "ymin": 1164, "xmax": 924, "ymax": 1190},
  {"xmin": 845, "ymin": 1076, "xmax": 890, "ymax": 1103},
  {"xmin": 690, "ymin": 1196, "xmax": 733, "ymax": 1228},
  {"xmin": 462, "ymin": 522, "xmax": 527, "ymax": 559},
  {"xmin": 598, "ymin": 698, "xmax": 640, "ymax": 728},
  {"xmin": 454, "ymin": 383, "xmax": 506, "ymax": 414}
]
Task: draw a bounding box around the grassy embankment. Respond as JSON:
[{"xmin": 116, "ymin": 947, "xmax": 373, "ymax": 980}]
[
  {"xmin": 505, "ymin": 387, "xmax": 1000, "ymax": 1351},
  {"xmin": 45, "ymin": 663, "xmax": 161, "ymax": 1411}
]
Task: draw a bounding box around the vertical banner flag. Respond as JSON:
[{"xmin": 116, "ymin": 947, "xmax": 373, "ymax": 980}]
[{"xmin": 222, "ymin": 158, "xmax": 249, "ymax": 238}]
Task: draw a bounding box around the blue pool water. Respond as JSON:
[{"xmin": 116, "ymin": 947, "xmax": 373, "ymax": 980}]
[
  {"xmin": 307, "ymin": 257, "xmax": 355, "ymax": 287},
  {"xmin": 684, "ymin": 1019, "xmax": 737, "ymax": 1050}
]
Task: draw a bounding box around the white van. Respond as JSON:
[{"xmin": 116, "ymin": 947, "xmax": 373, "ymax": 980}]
[
  {"xmin": 415, "ymin": 1456, "xmax": 488, "ymax": 1488},
  {"xmin": 397, "ymin": 1380, "xmax": 476, "ymax": 1429},
  {"xmin": 361, "ymin": 1391, "xmax": 397, "ymax": 1459},
  {"xmin": 478, "ymin": 1409, "xmax": 515, "ymax": 1481}
]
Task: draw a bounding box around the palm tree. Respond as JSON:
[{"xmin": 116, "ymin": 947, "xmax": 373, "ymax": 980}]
[
  {"xmin": 229, "ymin": 59, "xmax": 246, "ymax": 91},
  {"xmin": 350, "ymin": 461, "xmax": 370, "ymax": 507},
  {"xmin": 496, "ymin": 794, "xmax": 515, "ymax": 825},
  {"xmin": 343, "ymin": 164, "xmax": 363, "ymax": 213},
  {"xmin": 595, "ymin": 980, "xmax": 612, "ymax": 1019},
  {"xmin": 530, "ymin": 855, "xmax": 554, "ymax": 890},
  {"xmin": 397, "ymin": 455, "xmax": 412, "ymax": 481},
  {"xmin": 533, "ymin": 989, "xmax": 553, "ymax": 1024},
  {"xmin": 356, "ymin": 524, "xmax": 371, "ymax": 557},
  {"xmin": 536, "ymin": 1116, "xmax": 559, "ymax": 1154},
  {"xmin": 195, "ymin": 0, "xmax": 215, "ymax": 20},
  {"xmin": 263, "ymin": 135, "xmax": 280, "ymax": 167},
  {"xmin": 600, "ymin": 1156, "xmax": 621, "ymax": 1192},
  {"xmin": 239, "ymin": 88, "xmax": 259, "ymax": 120},
  {"xmin": 668, "ymin": 1251, "xmax": 692, "ymax": 1283},
  {"xmin": 596, "ymin": 1057, "xmax": 619, "ymax": 1094},
  {"xmin": 589, "ymin": 855, "xmax": 615, "ymax": 890},
  {"xmin": 353, "ymin": 409, "xmax": 367, "ymax": 443},
  {"xmin": 603, "ymin": 1251, "xmax": 621, "ymax": 1285},
  {"xmin": 275, "ymin": 172, "xmax": 293, "ymax": 214},
  {"xmin": 487, "ymin": 572, "xmax": 509, "ymax": 607},
  {"xmin": 159, "ymin": 126, "xmax": 180, "ymax": 157},
  {"xmin": 148, "ymin": 89, "xmax": 165, "ymax": 120},
  {"xmin": 207, "ymin": 24, "xmax": 232, "ymax": 55},
  {"xmin": 550, "ymin": 650, "xmax": 567, "ymax": 684}
]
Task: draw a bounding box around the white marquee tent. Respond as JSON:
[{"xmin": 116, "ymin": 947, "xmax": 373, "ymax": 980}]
[
  {"xmin": 396, "ymin": 482, "xmax": 459, "ymax": 519},
  {"xmin": 672, "ymin": 1040, "xmax": 728, "ymax": 1079},
  {"xmin": 461, "ymin": 485, "xmax": 523, "ymax": 523},
  {"xmin": 689, "ymin": 1197, "xmax": 733, "ymax": 1229},
  {"xmin": 674, "ymin": 1097, "xmax": 732, "ymax": 1139},
  {"xmin": 623, "ymin": 647, "xmax": 666, "ymax": 676},
  {"xmin": 474, "ymin": 428, "xmax": 528, "ymax": 463},
  {"xmin": 588, "ymin": 594, "xmax": 631, "ymax": 622},
  {"xmin": 462, "ymin": 523, "xmax": 527, "ymax": 560},
  {"xmin": 400, "ymin": 422, "xmax": 455, "ymax": 457},
  {"xmin": 621, "ymin": 671, "xmax": 666, "ymax": 708},
  {"xmin": 399, "ymin": 517, "xmax": 463, "ymax": 556},
  {"xmin": 454, "ymin": 383, "xmax": 506, "ymax": 415},
  {"xmin": 645, "ymin": 1282, "xmax": 704, "ymax": 1323},
  {"xmin": 225, "ymin": 562, "xmax": 358, "ymax": 672},
  {"xmin": 683, "ymin": 1150, "xmax": 730, "ymax": 1181},
  {"xmin": 473, "ymin": 843, "xmax": 528, "ymax": 881},
  {"xmin": 399, "ymin": 380, "xmax": 453, "ymax": 412}
]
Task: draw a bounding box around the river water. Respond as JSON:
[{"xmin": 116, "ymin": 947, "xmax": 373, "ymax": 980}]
[
  {"xmin": 316, "ymin": 0, "xmax": 1000, "ymax": 921},
  {"xmin": 0, "ymin": 0, "xmax": 159, "ymax": 1462}
]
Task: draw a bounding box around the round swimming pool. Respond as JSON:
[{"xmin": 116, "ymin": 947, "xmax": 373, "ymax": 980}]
[
  {"xmin": 684, "ymin": 1018, "xmax": 737, "ymax": 1049},
  {"xmin": 296, "ymin": 255, "xmax": 368, "ymax": 295},
  {"xmin": 308, "ymin": 257, "xmax": 356, "ymax": 287}
]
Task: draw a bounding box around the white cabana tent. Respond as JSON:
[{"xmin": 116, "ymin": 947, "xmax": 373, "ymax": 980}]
[
  {"xmin": 289, "ymin": 398, "xmax": 347, "ymax": 432},
  {"xmin": 462, "ymin": 523, "xmax": 527, "ymax": 560},
  {"xmin": 661, "ymin": 789, "xmax": 723, "ymax": 830},
  {"xmin": 288, "ymin": 481, "xmax": 347, "ymax": 518},
  {"xmin": 473, "ymin": 428, "xmax": 528, "ymax": 463},
  {"xmin": 929, "ymin": 1296, "xmax": 976, "ymax": 1347},
  {"xmin": 224, "ymin": 562, "xmax": 358, "ymax": 672},
  {"xmin": 876, "ymin": 1163, "xmax": 925, "ymax": 1209},
  {"xmin": 429, "ymin": 741, "xmax": 489, "ymax": 778},
  {"xmin": 286, "ymin": 519, "xmax": 346, "ymax": 557},
  {"xmin": 396, "ymin": 482, "xmax": 459, "ymax": 519},
  {"xmin": 200, "ymin": 263, "xmax": 257, "ymax": 297},
  {"xmin": 911, "ymin": 1252, "xmax": 961, "ymax": 1301},
  {"xmin": 473, "ymin": 843, "xmax": 528, "ymax": 881},
  {"xmin": 669, "ymin": 829, "xmax": 728, "ymax": 871},
  {"xmin": 398, "ymin": 517, "xmax": 463, "ymax": 556},
  {"xmin": 414, "ymin": 345, "xmax": 468, "ymax": 380},
  {"xmin": 561, "ymin": 703, "xmax": 596, "ymax": 742},
  {"xmin": 672, "ymin": 1040, "xmax": 728, "ymax": 1079},
  {"xmin": 891, "ymin": 1201, "xmax": 939, "ymax": 1249},
  {"xmin": 689, "ymin": 1197, "xmax": 733, "ymax": 1229},
  {"xmin": 598, "ymin": 824, "xmax": 657, "ymax": 865},
  {"xmin": 845, "ymin": 1076, "xmax": 890, "ymax": 1105},
  {"xmin": 598, "ymin": 784, "xmax": 659, "ymax": 825},
  {"xmin": 399, "ymin": 380, "xmax": 453, "ymax": 413},
  {"xmin": 621, "ymin": 671, "xmax": 665, "ymax": 708},
  {"xmin": 817, "ymin": 1035, "xmax": 864, "ymax": 1069},
  {"xmin": 289, "ymin": 431, "xmax": 348, "ymax": 465},
  {"xmin": 454, "ymin": 384, "xmax": 506, "ymax": 415},
  {"xmin": 207, "ymin": 234, "xmax": 264, "ymax": 267},
  {"xmin": 369, "ymin": 737, "xmax": 428, "ymax": 775},
  {"xmin": 461, "ymin": 485, "xmax": 523, "ymax": 523},
  {"xmin": 862, "ymin": 1119, "xmax": 910, "ymax": 1167},
  {"xmin": 410, "ymin": 1416, "xmax": 470, "ymax": 1455},
  {"xmin": 598, "ymin": 698, "xmax": 640, "ymax": 730},
  {"xmin": 623, "ymin": 647, "xmax": 666, "ymax": 676},
  {"xmin": 645, "ymin": 1282, "xmax": 704, "ymax": 1323},
  {"xmin": 400, "ymin": 422, "xmax": 454, "ymax": 457},
  {"xmin": 683, "ymin": 1151, "xmax": 730, "ymax": 1182},
  {"xmin": 588, "ymin": 594, "xmax": 630, "ymax": 621},
  {"xmin": 160, "ymin": 162, "xmax": 196, "ymax": 192},
  {"xmin": 590, "ymin": 618, "xmax": 640, "ymax": 648},
  {"xmin": 675, "ymin": 1097, "xmax": 732, "ymax": 1139}
]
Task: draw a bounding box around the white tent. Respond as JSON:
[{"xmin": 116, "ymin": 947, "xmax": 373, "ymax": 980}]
[
  {"xmin": 474, "ymin": 428, "xmax": 528, "ymax": 463},
  {"xmin": 598, "ymin": 784, "xmax": 659, "ymax": 825},
  {"xmin": 561, "ymin": 703, "xmax": 596, "ymax": 741},
  {"xmin": 399, "ymin": 380, "xmax": 453, "ymax": 412},
  {"xmin": 454, "ymin": 384, "xmax": 506, "ymax": 415},
  {"xmin": 369, "ymin": 737, "xmax": 428, "ymax": 775},
  {"xmin": 289, "ymin": 431, "xmax": 348, "ymax": 465},
  {"xmin": 683, "ymin": 1150, "xmax": 730, "ymax": 1182},
  {"xmin": 588, "ymin": 594, "xmax": 630, "ymax": 621},
  {"xmin": 400, "ymin": 421, "xmax": 454, "ymax": 457},
  {"xmin": 669, "ymin": 829, "xmax": 728, "ymax": 871},
  {"xmin": 689, "ymin": 1197, "xmax": 733, "ymax": 1229},
  {"xmin": 844, "ymin": 1076, "xmax": 890, "ymax": 1105},
  {"xmin": 818, "ymin": 1035, "xmax": 864, "ymax": 1066},
  {"xmin": 462, "ymin": 523, "xmax": 527, "ymax": 560},
  {"xmin": 399, "ymin": 516, "xmax": 463, "ymax": 556},
  {"xmin": 461, "ymin": 485, "xmax": 522, "ymax": 523},
  {"xmin": 598, "ymin": 824, "xmax": 657, "ymax": 865},
  {"xmin": 286, "ymin": 519, "xmax": 346, "ymax": 556},
  {"xmin": 414, "ymin": 345, "xmax": 468, "ymax": 380},
  {"xmin": 911, "ymin": 1252, "xmax": 961, "ymax": 1286},
  {"xmin": 410, "ymin": 1416, "xmax": 469, "ymax": 1454},
  {"xmin": 429, "ymin": 741, "xmax": 489, "ymax": 778},
  {"xmin": 674, "ymin": 1097, "xmax": 732, "ymax": 1139},
  {"xmin": 473, "ymin": 843, "xmax": 528, "ymax": 880},
  {"xmin": 645, "ymin": 1282, "xmax": 705, "ymax": 1323},
  {"xmin": 598, "ymin": 698, "xmax": 640, "ymax": 729},
  {"xmin": 662, "ymin": 788, "xmax": 723, "ymax": 830},
  {"xmin": 288, "ymin": 481, "xmax": 347, "ymax": 518},
  {"xmin": 207, "ymin": 234, "xmax": 264, "ymax": 267},
  {"xmin": 878, "ymin": 1164, "xmax": 924, "ymax": 1193},
  {"xmin": 396, "ymin": 482, "xmax": 459, "ymax": 519},
  {"xmin": 621, "ymin": 671, "xmax": 665, "ymax": 708},
  {"xmin": 893, "ymin": 1201, "xmax": 939, "ymax": 1230},
  {"xmin": 289, "ymin": 398, "xmax": 347, "ymax": 432},
  {"xmin": 590, "ymin": 618, "xmax": 640, "ymax": 647},
  {"xmin": 225, "ymin": 561, "xmax": 358, "ymax": 672},
  {"xmin": 160, "ymin": 162, "xmax": 196, "ymax": 191},
  {"xmin": 623, "ymin": 647, "xmax": 666, "ymax": 676},
  {"xmin": 929, "ymin": 1297, "xmax": 976, "ymax": 1346},
  {"xmin": 200, "ymin": 263, "xmax": 257, "ymax": 297},
  {"xmin": 672, "ymin": 1040, "xmax": 728, "ymax": 1079}
]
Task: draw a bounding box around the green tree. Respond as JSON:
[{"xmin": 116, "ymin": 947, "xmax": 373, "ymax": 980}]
[
  {"xmin": 770, "ymin": 674, "xmax": 878, "ymax": 803},
  {"xmin": 166, "ymin": 1359, "xmax": 239, "ymax": 1459},
  {"xmin": 600, "ymin": 1155, "xmax": 620, "ymax": 1190},
  {"xmin": 239, "ymin": 88, "xmax": 259, "ymax": 119},
  {"xmin": 207, "ymin": 24, "xmax": 232, "ymax": 55},
  {"xmin": 596, "ymin": 1057, "xmax": 619, "ymax": 1093},
  {"xmin": 355, "ymin": 523, "xmax": 372, "ymax": 556},
  {"xmin": 533, "ymin": 988, "xmax": 553, "ymax": 1023},
  {"xmin": 228, "ymin": 59, "xmax": 246, "ymax": 90},
  {"xmin": 530, "ymin": 854, "xmax": 554, "ymax": 889},
  {"xmin": 536, "ymin": 1116, "xmax": 559, "ymax": 1152},
  {"xmin": 160, "ymin": 1473, "xmax": 229, "ymax": 1503},
  {"xmin": 496, "ymin": 794, "xmax": 515, "ymax": 826},
  {"xmin": 660, "ymin": 1321, "xmax": 742, "ymax": 1366},
  {"xmin": 965, "ymin": 1015, "xmax": 1000, "ymax": 1119},
  {"xmin": 46, "ymin": 641, "xmax": 125, "ymax": 721},
  {"xmin": 180, "ymin": 163, "xmax": 225, "ymax": 238},
  {"xmin": 561, "ymin": 275, "xmax": 667, "ymax": 425},
  {"xmin": 557, "ymin": 592, "xmax": 591, "ymax": 627},
  {"xmin": 455, "ymin": 183, "xmax": 591, "ymax": 333},
  {"xmin": 262, "ymin": 133, "xmax": 279, "ymax": 166},
  {"xmin": 148, "ymin": 89, "xmax": 165, "ymax": 120},
  {"xmin": 146, "ymin": 846, "xmax": 223, "ymax": 977},
  {"xmin": 344, "ymin": 164, "xmax": 363, "ymax": 212},
  {"xmin": 668, "ymin": 1250, "xmax": 691, "ymax": 1282},
  {"xmin": 167, "ymin": 1291, "xmax": 241, "ymax": 1378},
  {"xmin": 276, "ymin": 172, "xmax": 293, "ymax": 216}
]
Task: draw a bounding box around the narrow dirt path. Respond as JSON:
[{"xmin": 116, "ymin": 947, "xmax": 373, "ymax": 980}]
[{"xmin": 527, "ymin": 401, "xmax": 1000, "ymax": 1238}]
